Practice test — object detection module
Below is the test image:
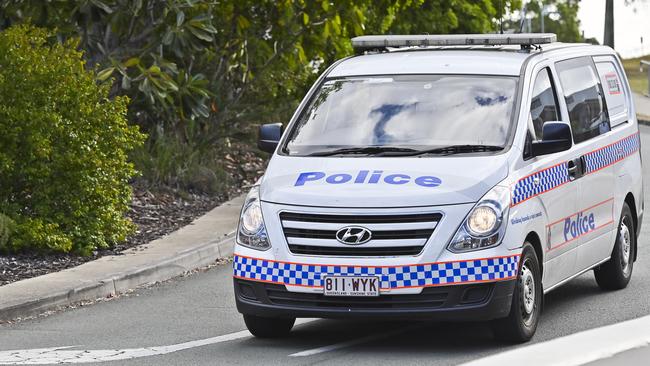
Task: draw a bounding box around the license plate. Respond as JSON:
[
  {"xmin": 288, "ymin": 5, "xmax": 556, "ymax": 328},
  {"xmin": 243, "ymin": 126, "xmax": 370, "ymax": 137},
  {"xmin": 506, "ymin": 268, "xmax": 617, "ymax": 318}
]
[{"xmin": 323, "ymin": 276, "xmax": 380, "ymax": 297}]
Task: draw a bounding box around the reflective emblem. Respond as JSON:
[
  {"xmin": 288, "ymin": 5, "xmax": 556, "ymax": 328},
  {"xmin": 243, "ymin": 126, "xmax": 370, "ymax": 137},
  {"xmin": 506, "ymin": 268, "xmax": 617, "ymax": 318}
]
[
  {"xmin": 294, "ymin": 170, "xmax": 442, "ymax": 187},
  {"xmin": 563, "ymin": 212, "xmax": 595, "ymax": 242},
  {"xmin": 335, "ymin": 226, "xmax": 372, "ymax": 245}
]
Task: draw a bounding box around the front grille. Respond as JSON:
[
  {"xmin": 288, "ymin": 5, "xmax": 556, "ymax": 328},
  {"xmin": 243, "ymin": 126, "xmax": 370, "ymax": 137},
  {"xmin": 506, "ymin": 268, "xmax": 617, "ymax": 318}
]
[
  {"xmin": 280, "ymin": 212, "xmax": 441, "ymax": 257},
  {"xmin": 264, "ymin": 283, "xmax": 448, "ymax": 309}
]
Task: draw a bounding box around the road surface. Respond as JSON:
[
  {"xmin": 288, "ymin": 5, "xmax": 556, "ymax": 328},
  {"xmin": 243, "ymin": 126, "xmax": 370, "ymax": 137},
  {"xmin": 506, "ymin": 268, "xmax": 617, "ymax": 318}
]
[{"xmin": 2, "ymin": 126, "xmax": 650, "ymax": 365}]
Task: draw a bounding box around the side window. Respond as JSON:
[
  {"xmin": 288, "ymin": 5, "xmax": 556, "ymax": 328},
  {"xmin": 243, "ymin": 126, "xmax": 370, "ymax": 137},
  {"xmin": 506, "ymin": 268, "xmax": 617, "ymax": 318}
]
[
  {"xmin": 556, "ymin": 57, "xmax": 610, "ymax": 144},
  {"xmin": 529, "ymin": 68, "xmax": 560, "ymax": 141},
  {"xmin": 595, "ymin": 59, "xmax": 628, "ymax": 126}
]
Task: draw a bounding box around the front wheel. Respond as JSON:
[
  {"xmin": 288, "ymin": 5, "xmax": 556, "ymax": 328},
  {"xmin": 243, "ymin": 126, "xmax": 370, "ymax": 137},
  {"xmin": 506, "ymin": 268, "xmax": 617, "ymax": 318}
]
[
  {"xmin": 491, "ymin": 242, "xmax": 542, "ymax": 343},
  {"xmin": 243, "ymin": 314, "xmax": 295, "ymax": 338},
  {"xmin": 594, "ymin": 202, "xmax": 635, "ymax": 290}
]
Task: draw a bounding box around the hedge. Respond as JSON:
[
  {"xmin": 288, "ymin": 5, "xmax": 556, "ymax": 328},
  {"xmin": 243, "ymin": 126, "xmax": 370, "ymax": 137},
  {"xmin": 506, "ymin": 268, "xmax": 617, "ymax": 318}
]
[{"xmin": 0, "ymin": 25, "xmax": 145, "ymax": 255}]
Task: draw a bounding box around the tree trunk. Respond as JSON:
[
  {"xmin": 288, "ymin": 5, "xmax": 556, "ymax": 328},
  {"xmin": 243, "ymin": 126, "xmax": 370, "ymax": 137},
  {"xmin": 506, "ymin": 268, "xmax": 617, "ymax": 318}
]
[{"xmin": 604, "ymin": 0, "xmax": 614, "ymax": 48}]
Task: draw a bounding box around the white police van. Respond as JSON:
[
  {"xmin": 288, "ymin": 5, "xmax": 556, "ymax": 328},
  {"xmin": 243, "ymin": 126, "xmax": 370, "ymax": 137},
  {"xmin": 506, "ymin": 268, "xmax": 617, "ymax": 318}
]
[{"xmin": 233, "ymin": 34, "xmax": 643, "ymax": 342}]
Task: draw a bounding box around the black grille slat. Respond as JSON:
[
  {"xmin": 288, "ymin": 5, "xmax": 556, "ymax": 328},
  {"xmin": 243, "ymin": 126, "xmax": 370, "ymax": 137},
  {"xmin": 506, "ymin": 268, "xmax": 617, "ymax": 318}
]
[
  {"xmin": 283, "ymin": 228, "xmax": 434, "ymax": 240},
  {"xmin": 284, "ymin": 228, "xmax": 335, "ymax": 239},
  {"xmin": 279, "ymin": 212, "xmax": 441, "ymax": 224},
  {"xmin": 264, "ymin": 283, "xmax": 448, "ymax": 309},
  {"xmin": 288, "ymin": 244, "xmax": 423, "ymax": 256},
  {"xmin": 267, "ymin": 292, "xmax": 446, "ymax": 305}
]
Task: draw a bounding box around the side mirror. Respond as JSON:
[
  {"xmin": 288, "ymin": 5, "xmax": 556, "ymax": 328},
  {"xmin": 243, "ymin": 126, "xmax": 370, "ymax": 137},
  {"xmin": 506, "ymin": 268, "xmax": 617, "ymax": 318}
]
[
  {"xmin": 531, "ymin": 122, "xmax": 573, "ymax": 157},
  {"xmin": 258, "ymin": 123, "xmax": 283, "ymax": 153}
]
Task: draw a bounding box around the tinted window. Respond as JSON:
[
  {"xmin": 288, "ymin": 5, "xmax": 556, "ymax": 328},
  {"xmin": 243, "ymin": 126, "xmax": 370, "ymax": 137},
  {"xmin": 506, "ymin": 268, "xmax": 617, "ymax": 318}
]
[
  {"xmin": 529, "ymin": 68, "xmax": 560, "ymax": 141},
  {"xmin": 284, "ymin": 75, "xmax": 518, "ymax": 156},
  {"xmin": 556, "ymin": 57, "xmax": 610, "ymax": 143}
]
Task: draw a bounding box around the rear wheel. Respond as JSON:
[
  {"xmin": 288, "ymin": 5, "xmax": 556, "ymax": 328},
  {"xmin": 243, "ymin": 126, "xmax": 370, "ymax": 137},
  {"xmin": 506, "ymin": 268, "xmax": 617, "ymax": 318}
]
[
  {"xmin": 491, "ymin": 242, "xmax": 542, "ymax": 343},
  {"xmin": 243, "ymin": 314, "xmax": 295, "ymax": 338},
  {"xmin": 594, "ymin": 202, "xmax": 635, "ymax": 290}
]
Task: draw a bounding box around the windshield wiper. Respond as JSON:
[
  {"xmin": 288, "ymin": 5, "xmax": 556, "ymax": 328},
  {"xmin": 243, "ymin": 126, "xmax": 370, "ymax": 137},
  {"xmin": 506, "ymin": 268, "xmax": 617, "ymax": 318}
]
[
  {"xmin": 307, "ymin": 146, "xmax": 419, "ymax": 156},
  {"xmin": 391, "ymin": 144, "xmax": 505, "ymax": 157},
  {"xmin": 306, "ymin": 144, "xmax": 503, "ymax": 157}
]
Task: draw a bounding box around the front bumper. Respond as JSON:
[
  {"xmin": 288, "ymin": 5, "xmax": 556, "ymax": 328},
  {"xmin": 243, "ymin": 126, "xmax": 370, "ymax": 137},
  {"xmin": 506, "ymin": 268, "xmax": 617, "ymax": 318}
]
[
  {"xmin": 235, "ymin": 278, "xmax": 516, "ymax": 321},
  {"xmin": 232, "ymin": 253, "xmax": 520, "ymax": 320}
]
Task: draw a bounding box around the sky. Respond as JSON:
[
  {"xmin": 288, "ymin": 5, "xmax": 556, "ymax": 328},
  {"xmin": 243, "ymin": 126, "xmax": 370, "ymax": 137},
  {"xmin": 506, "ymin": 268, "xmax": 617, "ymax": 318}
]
[{"xmin": 578, "ymin": 0, "xmax": 650, "ymax": 58}]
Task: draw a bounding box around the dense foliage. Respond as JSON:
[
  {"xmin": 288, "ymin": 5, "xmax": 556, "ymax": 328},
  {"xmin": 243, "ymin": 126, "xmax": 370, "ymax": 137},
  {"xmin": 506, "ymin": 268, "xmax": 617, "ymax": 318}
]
[
  {"xmin": 0, "ymin": 0, "xmax": 527, "ymax": 193},
  {"xmin": 1, "ymin": 0, "xmax": 521, "ymax": 131},
  {"xmin": 0, "ymin": 25, "xmax": 144, "ymax": 254},
  {"xmin": 505, "ymin": 0, "xmax": 582, "ymax": 42}
]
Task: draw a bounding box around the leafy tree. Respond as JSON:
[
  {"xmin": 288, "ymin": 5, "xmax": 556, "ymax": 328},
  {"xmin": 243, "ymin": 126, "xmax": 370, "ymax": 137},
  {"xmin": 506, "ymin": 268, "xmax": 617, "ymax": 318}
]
[
  {"xmin": 386, "ymin": 0, "xmax": 521, "ymax": 35},
  {"xmin": 0, "ymin": 0, "xmax": 526, "ymax": 194},
  {"xmin": 1, "ymin": 1, "xmax": 521, "ymax": 131},
  {"xmin": 505, "ymin": 0, "xmax": 581, "ymax": 42}
]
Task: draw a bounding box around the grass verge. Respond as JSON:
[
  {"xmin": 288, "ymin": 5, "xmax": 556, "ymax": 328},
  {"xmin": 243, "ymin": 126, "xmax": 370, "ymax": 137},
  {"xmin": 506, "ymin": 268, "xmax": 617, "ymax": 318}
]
[{"xmin": 622, "ymin": 56, "xmax": 649, "ymax": 96}]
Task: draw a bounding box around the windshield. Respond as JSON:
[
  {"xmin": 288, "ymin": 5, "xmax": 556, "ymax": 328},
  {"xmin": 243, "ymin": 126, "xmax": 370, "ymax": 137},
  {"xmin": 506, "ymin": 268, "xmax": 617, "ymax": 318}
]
[{"xmin": 283, "ymin": 75, "xmax": 519, "ymax": 156}]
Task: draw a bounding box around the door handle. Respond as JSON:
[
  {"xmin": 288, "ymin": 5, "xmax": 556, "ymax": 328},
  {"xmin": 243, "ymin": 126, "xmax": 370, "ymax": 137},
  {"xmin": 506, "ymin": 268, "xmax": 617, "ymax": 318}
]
[
  {"xmin": 568, "ymin": 164, "xmax": 578, "ymax": 174},
  {"xmin": 567, "ymin": 157, "xmax": 584, "ymax": 181}
]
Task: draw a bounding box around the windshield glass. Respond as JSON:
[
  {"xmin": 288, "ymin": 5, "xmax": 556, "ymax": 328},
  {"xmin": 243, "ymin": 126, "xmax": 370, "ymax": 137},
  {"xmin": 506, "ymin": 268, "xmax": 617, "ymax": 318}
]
[{"xmin": 283, "ymin": 75, "xmax": 519, "ymax": 156}]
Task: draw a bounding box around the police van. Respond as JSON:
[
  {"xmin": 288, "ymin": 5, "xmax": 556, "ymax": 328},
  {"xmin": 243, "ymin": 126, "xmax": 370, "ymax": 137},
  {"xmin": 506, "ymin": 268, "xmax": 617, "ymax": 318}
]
[{"xmin": 232, "ymin": 34, "xmax": 643, "ymax": 342}]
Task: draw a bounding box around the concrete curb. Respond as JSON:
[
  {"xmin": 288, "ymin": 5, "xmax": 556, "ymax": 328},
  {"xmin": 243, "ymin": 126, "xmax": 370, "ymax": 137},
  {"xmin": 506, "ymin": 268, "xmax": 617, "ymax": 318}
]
[{"xmin": 0, "ymin": 194, "xmax": 245, "ymax": 322}]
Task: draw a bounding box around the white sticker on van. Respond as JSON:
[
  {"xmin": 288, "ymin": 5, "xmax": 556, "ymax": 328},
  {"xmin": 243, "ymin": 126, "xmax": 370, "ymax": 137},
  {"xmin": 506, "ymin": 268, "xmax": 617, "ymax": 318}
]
[{"xmin": 604, "ymin": 73, "xmax": 621, "ymax": 95}]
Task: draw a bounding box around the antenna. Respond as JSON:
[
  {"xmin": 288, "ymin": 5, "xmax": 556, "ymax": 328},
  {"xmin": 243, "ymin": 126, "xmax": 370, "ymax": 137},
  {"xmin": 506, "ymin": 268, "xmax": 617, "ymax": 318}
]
[{"xmin": 519, "ymin": 3, "xmax": 528, "ymax": 33}]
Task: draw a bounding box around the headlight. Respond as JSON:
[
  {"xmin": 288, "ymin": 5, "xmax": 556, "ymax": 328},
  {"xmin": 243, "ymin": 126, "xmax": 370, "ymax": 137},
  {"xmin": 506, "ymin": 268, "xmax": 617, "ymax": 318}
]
[
  {"xmin": 448, "ymin": 185, "xmax": 509, "ymax": 253},
  {"xmin": 467, "ymin": 204, "xmax": 499, "ymax": 236},
  {"xmin": 237, "ymin": 186, "xmax": 270, "ymax": 250},
  {"xmin": 241, "ymin": 201, "xmax": 264, "ymax": 234}
]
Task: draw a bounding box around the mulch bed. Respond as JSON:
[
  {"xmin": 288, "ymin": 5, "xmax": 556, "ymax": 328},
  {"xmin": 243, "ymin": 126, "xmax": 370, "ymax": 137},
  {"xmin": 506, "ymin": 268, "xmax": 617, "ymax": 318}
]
[{"xmin": 0, "ymin": 144, "xmax": 266, "ymax": 287}]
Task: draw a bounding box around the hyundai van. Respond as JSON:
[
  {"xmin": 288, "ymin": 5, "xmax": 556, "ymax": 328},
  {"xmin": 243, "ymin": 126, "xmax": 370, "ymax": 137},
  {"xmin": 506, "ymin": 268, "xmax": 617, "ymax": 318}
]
[{"xmin": 232, "ymin": 34, "xmax": 643, "ymax": 342}]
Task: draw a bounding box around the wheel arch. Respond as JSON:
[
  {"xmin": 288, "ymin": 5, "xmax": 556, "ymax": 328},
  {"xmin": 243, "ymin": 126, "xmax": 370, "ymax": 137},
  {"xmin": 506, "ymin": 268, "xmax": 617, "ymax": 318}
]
[
  {"xmin": 525, "ymin": 231, "xmax": 544, "ymax": 276},
  {"xmin": 624, "ymin": 192, "xmax": 638, "ymax": 262}
]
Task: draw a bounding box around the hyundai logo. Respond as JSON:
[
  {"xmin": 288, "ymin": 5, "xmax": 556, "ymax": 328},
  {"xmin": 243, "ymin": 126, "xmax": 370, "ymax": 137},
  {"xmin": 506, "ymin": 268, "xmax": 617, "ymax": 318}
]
[{"xmin": 335, "ymin": 226, "xmax": 372, "ymax": 245}]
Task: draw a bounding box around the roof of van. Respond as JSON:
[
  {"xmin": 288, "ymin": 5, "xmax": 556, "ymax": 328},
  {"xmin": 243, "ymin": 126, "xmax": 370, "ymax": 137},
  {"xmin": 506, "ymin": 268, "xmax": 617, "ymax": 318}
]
[{"xmin": 327, "ymin": 43, "xmax": 609, "ymax": 78}]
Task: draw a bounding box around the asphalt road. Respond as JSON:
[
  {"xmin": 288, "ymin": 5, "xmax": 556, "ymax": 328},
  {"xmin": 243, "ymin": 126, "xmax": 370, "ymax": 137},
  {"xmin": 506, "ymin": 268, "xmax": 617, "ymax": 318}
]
[{"xmin": 2, "ymin": 126, "xmax": 650, "ymax": 366}]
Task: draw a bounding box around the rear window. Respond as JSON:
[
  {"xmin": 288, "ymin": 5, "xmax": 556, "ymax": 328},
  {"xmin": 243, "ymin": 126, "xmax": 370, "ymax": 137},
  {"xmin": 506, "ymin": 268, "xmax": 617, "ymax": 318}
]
[
  {"xmin": 283, "ymin": 75, "xmax": 519, "ymax": 156},
  {"xmin": 556, "ymin": 57, "xmax": 610, "ymax": 144},
  {"xmin": 595, "ymin": 59, "xmax": 628, "ymax": 126}
]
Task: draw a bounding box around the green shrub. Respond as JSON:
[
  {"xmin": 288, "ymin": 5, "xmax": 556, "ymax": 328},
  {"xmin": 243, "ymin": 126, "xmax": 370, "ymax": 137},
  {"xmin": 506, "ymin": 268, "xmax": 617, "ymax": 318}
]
[
  {"xmin": 130, "ymin": 125, "xmax": 231, "ymax": 194},
  {"xmin": 0, "ymin": 214, "xmax": 13, "ymax": 249},
  {"xmin": 0, "ymin": 25, "xmax": 145, "ymax": 255}
]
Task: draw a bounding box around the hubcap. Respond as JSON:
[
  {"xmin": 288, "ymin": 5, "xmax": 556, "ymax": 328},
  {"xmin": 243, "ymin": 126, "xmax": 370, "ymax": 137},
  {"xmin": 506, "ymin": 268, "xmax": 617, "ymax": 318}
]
[
  {"xmin": 521, "ymin": 263, "xmax": 535, "ymax": 315},
  {"xmin": 619, "ymin": 220, "xmax": 632, "ymax": 275}
]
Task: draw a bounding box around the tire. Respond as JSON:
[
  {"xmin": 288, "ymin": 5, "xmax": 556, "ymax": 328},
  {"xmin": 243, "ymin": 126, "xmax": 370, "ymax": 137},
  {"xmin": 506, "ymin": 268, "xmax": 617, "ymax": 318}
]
[
  {"xmin": 243, "ymin": 314, "xmax": 295, "ymax": 338},
  {"xmin": 491, "ymin": 242, "xmax": 542, "ymax": 343},
  {"xmin": 594, "ymin": 202, "xmax": 635, "ymax": 290}
]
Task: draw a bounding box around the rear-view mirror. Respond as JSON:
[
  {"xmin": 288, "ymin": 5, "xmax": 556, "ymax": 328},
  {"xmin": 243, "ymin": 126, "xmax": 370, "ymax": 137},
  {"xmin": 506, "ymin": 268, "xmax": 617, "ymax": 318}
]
[
  {"xmin": 258, "ymin": 123, "xmax": 283, "ymax": 154},
  {"xmin": 531, "ymin": 121, "xmax": 573, "ymax": 157}
]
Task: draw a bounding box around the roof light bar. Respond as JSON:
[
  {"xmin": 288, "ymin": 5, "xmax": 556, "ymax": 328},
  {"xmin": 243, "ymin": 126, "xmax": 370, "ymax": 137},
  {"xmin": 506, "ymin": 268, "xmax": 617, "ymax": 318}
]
[{"xmin": 351, "ymin": 33, "xmax": 557, "ymax": 52}]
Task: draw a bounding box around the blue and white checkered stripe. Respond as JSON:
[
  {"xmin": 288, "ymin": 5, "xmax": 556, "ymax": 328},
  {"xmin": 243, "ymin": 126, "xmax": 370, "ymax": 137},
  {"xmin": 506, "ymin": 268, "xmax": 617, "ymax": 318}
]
[
  {"xmin": 512, "ymin": 162, "xmax": 569, "ymax": 206},
  {"xmin": 512, "ymin": 133, "xmax": 639, "ymax": 206},
  {"xmin": 584, "ymin": 133, "xmax": 640, "ymax": 174},
  {"xmin": 233, "ymin": 255, "xmax": 520, "ymax": 289}
]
